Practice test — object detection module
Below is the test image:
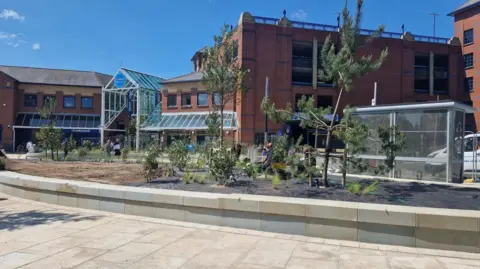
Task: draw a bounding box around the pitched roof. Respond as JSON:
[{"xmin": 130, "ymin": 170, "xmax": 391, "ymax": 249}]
[
  {"xmin": 190, "ymin": 46, "xmax": 209, "ymax": 61},
  {"xmin": 448, "ymin": 0, "xmax": 480, "ymax": 16},
  {"xmin": 120, "ymin": 68, "xmax": 165, "ymax": 90},
  {"xmin": 163, "ymin": 72, "xmax": 203, "ymax": 84},
  {"xmin": 0, "ymin": 65, "xmax": 112, "ymax": 87}
]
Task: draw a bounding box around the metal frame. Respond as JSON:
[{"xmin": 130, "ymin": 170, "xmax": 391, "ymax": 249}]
[
  {"xmin": 350, "ymin": 101, "xmax": 473, "ymax": 183},
  {"xmin": 101, "ymin": 69, "xmax": 159, "ymax": 151},
  {"xmin": 140, "ymin": 111, "xmax": 238, "ymax": 132}
]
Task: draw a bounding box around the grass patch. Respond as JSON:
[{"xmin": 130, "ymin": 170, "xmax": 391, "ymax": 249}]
[
  {"xmin": 347, "ymin": 180, "xmax": 379, "ymax": 196},
  {"xmin": 272, "ymin": 173, "xmax": 281, "ymax": 189}
]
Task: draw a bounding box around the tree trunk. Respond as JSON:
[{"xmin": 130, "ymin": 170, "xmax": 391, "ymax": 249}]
[
  {"xmin": 220, "ymin": 108, "xmax": 224, "ymax": 147},
  {"xmin": 321, "ymin": 130, "xmax": 331, "ymax": 187},
  {"xmin": 342, "ymin": 148, "xmax": 347, "ymax": 187},
  {"xmin": 50, "ymin": 146, "xmax": 54, "ymax": 160},
  {"xmin": 322, "ymin": 86, "xmax": 344, "ymax": 187}
]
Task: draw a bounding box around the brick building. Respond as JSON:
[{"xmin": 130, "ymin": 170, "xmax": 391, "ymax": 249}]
[
  {"xmin": 0, "ymin": 66, "xmax": 111, "ymax": 151},
  {"xmin": 450, "ymin": 0, "xmax": 480, "ymax": 132}
]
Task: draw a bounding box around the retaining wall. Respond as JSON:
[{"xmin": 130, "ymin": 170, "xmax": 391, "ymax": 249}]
[{"xmin": 1, "ymin": 171, "xmax": 480, "ymax": 253}]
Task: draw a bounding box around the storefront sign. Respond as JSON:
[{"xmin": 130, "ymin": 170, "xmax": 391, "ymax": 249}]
[{"xmin": 114, "ymin": 72, "xmax": 127, "ymax": 88}]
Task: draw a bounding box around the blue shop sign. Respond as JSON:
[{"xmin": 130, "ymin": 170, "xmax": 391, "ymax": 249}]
[{"xmin": 114, "ymin": 72, "xmax": 127, "ymax": 88}]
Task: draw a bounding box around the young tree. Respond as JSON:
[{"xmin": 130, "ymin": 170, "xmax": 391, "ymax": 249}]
[
  {"xmin": 36, "ymin": 98, "xmax": 62, "ymax": 160},
  {"xmin": 262, "ymin": 0, "xmax": 387, "ymax": 187},
  {"xmin": 202, "ymin": 24, "xmax": 248, "ymax": 146}
]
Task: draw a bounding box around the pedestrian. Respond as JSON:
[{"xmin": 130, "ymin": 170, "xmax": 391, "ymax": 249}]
[
  {"xmin": 105, "ymin": 139, "xmax": 112, "ymax": 157},
  {"xmin": 114, "ymin": 138, "xmax": 121, "ymax": 157}
]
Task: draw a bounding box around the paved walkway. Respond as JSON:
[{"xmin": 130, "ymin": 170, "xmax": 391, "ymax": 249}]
[{"xmin": 1, "ymin": 195, "xmax": 480, "ymax": 269}]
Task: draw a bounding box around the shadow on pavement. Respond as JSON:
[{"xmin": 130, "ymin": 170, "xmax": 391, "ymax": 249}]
[{"xmin": 0, "ymin": 209, "xmax": 104, "ymax": 231}]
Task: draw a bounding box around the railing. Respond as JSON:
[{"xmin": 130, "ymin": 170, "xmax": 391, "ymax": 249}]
[{"xmin": 252, "ymin": 16, "xmax": 450, "ymax": 45}]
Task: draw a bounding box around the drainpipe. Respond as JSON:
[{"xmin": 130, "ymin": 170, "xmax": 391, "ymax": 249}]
[{"xmin": 429, "ymin": 51, "xmax": 434, "ymax": 96}]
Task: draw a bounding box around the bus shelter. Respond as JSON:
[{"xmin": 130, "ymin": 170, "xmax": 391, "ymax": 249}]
[{"xmin": 350, "ymin": 101, "xmax": 475, "ymax": 183}]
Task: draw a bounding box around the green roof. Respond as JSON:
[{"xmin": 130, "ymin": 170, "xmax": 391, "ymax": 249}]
[{"xmin": 121, "ymin": 68, "xmax": 164, "ymax": 90}]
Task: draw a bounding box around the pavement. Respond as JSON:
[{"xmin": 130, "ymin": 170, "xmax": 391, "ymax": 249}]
[{"xmin": 1, "ymin": 195, "xmax": 480, "ymax": 269}]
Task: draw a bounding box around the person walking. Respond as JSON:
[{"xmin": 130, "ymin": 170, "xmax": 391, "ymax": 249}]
[{"xmin": 113, "ymin": 138, "xmax": 121, "ymax": 157}]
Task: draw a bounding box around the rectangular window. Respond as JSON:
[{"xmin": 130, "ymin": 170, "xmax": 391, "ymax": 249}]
[
  {"xmin": 197, "ymin": 93, "xmax": 208, "ymax": 106},
  {"xmin": 464, "ymin": 29, "xmax": 474, "ymax": 45},
  {"xmin": 414, "ymin": 53, "xmax": 429, "ymax": 93},
  {"xmin": 464, "ymin": 53, "xmax": 474, "ymax": 69},
  {"xmin": 63, "ymin": 96, "xmax": 75, "ymax": 108},
  {"xmin": 434, "ymin": 54, "xmax": 449, "ymax": 94},
  {"xmin": 5, "ymin": 81, "xmax": 11, "ymax": 88},
  {"xmin": 213, "ymin": 92, "xmax": 221, "ymax": 105},
  {"xmin": 466, "ymin": 77, "xmax": 474, "ymax": 92},
  {"xmin": 181, "ymin": 94, "xmax": 192, "ymax": 107},
  {"xmin": 24, "ymin": 94, "xmax": 37, "ymax": 107},
  {"xmin": 167, "ymin": 95, "xmax": 177, "ymax": 107},
  {"xmin": 43, "ymin": 95, "xmax": 56, "ymax": 107},
  {"xmin": 81, "ymin": 97, "xmax": 93, "ymax": 109},
  {"xmin": 292, "ymin": 40, "xmax": 313, "ymax": 86}
]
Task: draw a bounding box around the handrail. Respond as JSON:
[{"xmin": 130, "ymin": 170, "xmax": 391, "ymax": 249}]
[{"xmin": 252, "ymin": 16, "xmax": 450, "ymax": 45}]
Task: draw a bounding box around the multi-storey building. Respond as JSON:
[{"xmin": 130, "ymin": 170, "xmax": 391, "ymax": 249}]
[
  {"xmin": 0, "ymin": 66, "xmax": 111, "ymax": 151},
  {"xmin": 450, "ymin": 0, "xmax": 480, "ymax": 132}
]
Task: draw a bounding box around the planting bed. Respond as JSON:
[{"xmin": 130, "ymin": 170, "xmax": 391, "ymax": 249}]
[
  {"xmin": 6, "ymin": 159, "xmax": 144, "ymax": 184},
  {"xmin": 129, "ymin": 175, "xmax": 480, "ymax": 210}
]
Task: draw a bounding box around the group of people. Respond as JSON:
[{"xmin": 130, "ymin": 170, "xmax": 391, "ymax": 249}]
[{"xmin": 105, "ymin": 138, "xmax": 122, "ymax": 157}]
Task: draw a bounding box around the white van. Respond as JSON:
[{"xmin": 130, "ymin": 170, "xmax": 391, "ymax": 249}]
[{"xmin": 425, "ymin": 132, "xmax": 480, "ymax": 177}]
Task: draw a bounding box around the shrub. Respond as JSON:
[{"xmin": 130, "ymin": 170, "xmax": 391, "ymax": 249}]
[
  {"xmin": 272, "ymin": 173, "xmax": 281, "ymax": 189},
  {"xmin": 194, "ymin": 174, "xmax": 207, "ymax": 184},
  {"xmin": 183, "ymin": 170, "xmax": 191, "ymax": 184},
  {"xmin": 362, "ymin": 181, "xmax": 379, "ymax": 195},
  {"xmin": 82, "ymin": 140, "xmax": 93, "ymax": 151},
  {"xmin": 121, "ymin": 147, "xmax": 130, "ymax": 162},
  {"xmin": 143, "ymin": 145, "xmax": 162, "ymax": 183},
  {"xmin": 0, "ymin": 157, "xmax": 5, "ymax": 170},
  {"xmin": 167, "ymin": 140, "xmax": 189, "ymax": 171},
  {"xmin": 209, "ymin": 147, "xmax": 236, "ymax": 185},
  {"xmin": 77, "ymin": 148, "xmax": 88, "ymax": 160},
  {"xmin": 347, "ymin": 182, "xmax": 362, "ymax": 195}
]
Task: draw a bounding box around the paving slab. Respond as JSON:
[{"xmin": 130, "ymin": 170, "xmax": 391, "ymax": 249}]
[{"xmin": 1, "ymin": 194, "xmax": 480, "ymax": 269}]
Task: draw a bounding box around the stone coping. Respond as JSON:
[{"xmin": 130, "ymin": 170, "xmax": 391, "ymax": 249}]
[{"xmin": 1, "ymin": 171, "xmax": 480, "ymax": 231}]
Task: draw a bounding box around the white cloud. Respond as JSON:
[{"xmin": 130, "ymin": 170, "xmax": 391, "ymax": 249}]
[
  {"xmin": 6, "ymin": 42, "xmax": 19, "ymax": 48},
  {"xmin": 0, "ymin": 32, "xmax": 17, "ymax": 40},
  {"xmin": 290, "ymin": 10, "xmax": 307, "ymax": 21},
  {"xmin": 0, "ymin": 9, "xmax": 25, "ymax": 22},
  {"xmin": 32, "ymin": 42, "xmax": 40, "ymax": 51}
]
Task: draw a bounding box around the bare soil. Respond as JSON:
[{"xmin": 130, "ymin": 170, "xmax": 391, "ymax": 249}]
[{"xmin": 5, "ymin": 159, "xmax": 144, "ymax": 185}]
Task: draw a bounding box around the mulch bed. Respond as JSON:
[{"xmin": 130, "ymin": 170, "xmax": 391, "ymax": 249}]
[{"xmin": 128, "ymin": 175, "xmax": 480, "ymax": 210}]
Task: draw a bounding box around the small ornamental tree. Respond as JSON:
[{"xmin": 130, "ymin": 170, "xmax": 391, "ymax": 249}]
[
  {"xmin": 202, "ymin": 24, "xmax": 248, "ymax": 146},
  {"xmin": 36, "ymin": 98, "xmax": 62, "ymax": 160}
]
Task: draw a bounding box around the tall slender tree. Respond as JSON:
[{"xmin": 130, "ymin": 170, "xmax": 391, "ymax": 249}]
[
  {"xmin": 202, "ymin": 24, "xmax": 248, "ymax": 146},
  {"xmin": 262, "ymin": 0, "xmax": 388, "ymax": 187},
  {"xmin": 317, "ymin": 0, "xmax": 388, "ymax": 186}
]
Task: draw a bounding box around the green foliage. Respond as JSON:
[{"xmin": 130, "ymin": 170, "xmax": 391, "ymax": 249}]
[
  {"xmin": 183, "ymin": 170, "xmax": 192, "ymax": 184},
  {"xmin": 205, "ymin": 112, "xmax": 221, "ymax": 142},
  {"xmin": 237, "ymin": 159, "xmax": 258, "ymax": 180},
  {"xmin": 271, "ymin": 135, "xmax": 288, "ymax": 163},
  {"xmin": 66, "ymin": 135, "xmax": 77, "ymax": 151},
  {"xmin": 121, "ymin": 147, "xmax": 130, "ymax": 162},
  {"xmin": 202, "ymin": 24, "xmax": 248, "ymax": 145},
  {"xmin": 167, "ymin": 139, "xmax": 190, "ymax": 171},
  {"xmin": 77, "ymin": 147, "xmax": 88, "ymax": 160},
  {"xmin": 194, "ymin": 174, "xmax": 207, "ymax": 184},
  {"xmin": 0, "ymin": 157, "xmax": 5, "ymax": 170},
  {"xmin": 142, "ymin": 144, "xmax": 162, "ymax": 183},
  {"xmin": 82, "ymin": 140, "xmax": 93, "ymax": 151},
  {"xmin": 374, "ymin": 126, "xmax": 406, "ymax": 175},
  {"xmin": 36, "ymin": 125, "xmax": 62, "ymax": 161},
  {"xmin": 362, "ymin": 181, "xmax": 379, "ymax": 195},
  {"xmin": 272, "ymin": 173, "xmax": 281, "ymax": 189},
  {"xmin": 347, "ymin": 181, "xmax": 379, "ymax": 196},
  {"xmin": 209, "ymin": 147, "xmax": 236, "ymax": 185},
  {"xmin": 347, "ymin": 181, "xmax": 362, "ymax": 195}
]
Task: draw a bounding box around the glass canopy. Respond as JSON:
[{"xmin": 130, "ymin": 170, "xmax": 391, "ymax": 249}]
[
  {"xmin": 14, "ymin": 113, "xmax": 101, "ymax": 129},
  {"xmin": 141, "ymin": 112, "xmax": 237, "ymax": 131}
]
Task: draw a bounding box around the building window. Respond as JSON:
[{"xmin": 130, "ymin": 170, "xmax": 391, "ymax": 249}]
[
  {"xmin": 43, "ymin": 95, "xmax": 56, "ymax": 107},
  {"xmin": 197, "ymin": 93, "xmax": 208, "ymax": 106},
  {"xmin": 414, "ymin": 53, "xmax": 429, "ymax": 93},
  {"xmin": 81, "ymin": 97, "xmax": 93, "ymax": 109},
  {"xmin": 292, "ymin": 40, "xmax": 313, "ymax": 86},
  {"xmin": 465, "ymin": 53, "xmax": 474, "ymax": 69},
  {"xmin": 24, "ymin": 94, "xmax": 37, "ymax": 107},
  {"xmin": 232, "ymin": 40, "xmax": 239, "ymax": 60},
  {"xmin": 466, "ymin": 77, "xmax": 474, "ymax": 93},
  {"xmin": 5, "ymin": 81, "xmax": 11, "ymax": 88},
  {"xmin": 63, "ymin": 96, "xmax": 76, "ymax": 108},
  {"xmin": 213, "ymin": 92, "xmax": 221, "ymax": 105},
  {"xmin": 167, "ymin": 95, "xmax": 177, "ymax": 107},
  {"xmin": 434, "ymin": 54, "xmax": 449, "ymax": 94},
  {"xmin": 464, "ymin": 29, "xmax": 474, "ymax": 45},
  {"xmin": 181, "ymin": 94, "xmax": 192, "ymax": 107}
]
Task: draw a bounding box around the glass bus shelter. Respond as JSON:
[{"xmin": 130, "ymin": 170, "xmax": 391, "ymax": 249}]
[{"xmin": 350, "ymin": 101, "xmax": 475, "ymax": 183}]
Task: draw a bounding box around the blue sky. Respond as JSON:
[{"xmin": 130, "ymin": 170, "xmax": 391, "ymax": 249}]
[{"xmin": 0, "ymin": 0, "xmax": 469, "ymax": 79}]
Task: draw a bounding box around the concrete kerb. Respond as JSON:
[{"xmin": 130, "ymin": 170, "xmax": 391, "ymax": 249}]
[{"xmin": 1, "ymin": 171, "xmax": 480, "ymax": 253}]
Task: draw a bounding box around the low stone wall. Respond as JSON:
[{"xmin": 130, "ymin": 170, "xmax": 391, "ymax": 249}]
[{"xmin": 1, "ymin": 171, "xmax": 480, "ymax": 253}]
